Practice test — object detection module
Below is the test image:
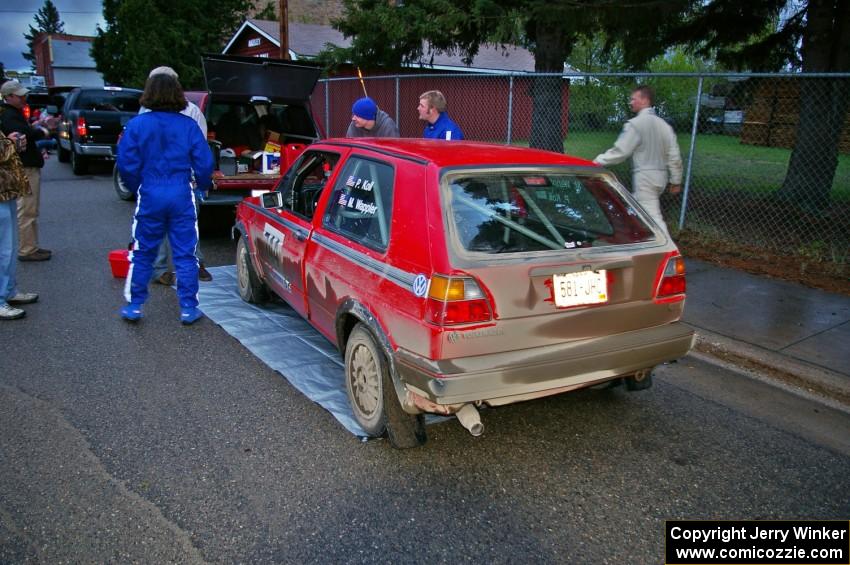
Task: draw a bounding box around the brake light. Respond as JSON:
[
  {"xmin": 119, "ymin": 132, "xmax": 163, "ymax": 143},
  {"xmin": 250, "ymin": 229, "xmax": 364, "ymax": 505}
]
[
  {"xmin": 23, "ymin": 105, "xmax": 31, "ymax": 120},
  {"xmin": 76, "ymin": 116, "xmax": 87, "ymax": 137},
  {"xmin": 425, "ymin": 274, "xmax": 493, "ymax": 325},
  {"xmin": 654, "ymin": 253, "xmax": 686, "ymax": 303}
]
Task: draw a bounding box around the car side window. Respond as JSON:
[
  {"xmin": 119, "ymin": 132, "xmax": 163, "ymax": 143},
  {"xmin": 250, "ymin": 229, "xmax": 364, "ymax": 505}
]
[
  {"xmin": 323, "ymin": 157, "xmax": 395, "ymax": 252},
  {"xmin": 275, "ymin": 150, "xmax": 340, "ymax": 220}
]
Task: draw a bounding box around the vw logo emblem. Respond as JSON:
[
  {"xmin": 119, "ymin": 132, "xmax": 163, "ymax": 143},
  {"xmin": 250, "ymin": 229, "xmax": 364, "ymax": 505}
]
[{"xmin": 412, "ymin": 274, "xmax": 428, "ymax": 297}]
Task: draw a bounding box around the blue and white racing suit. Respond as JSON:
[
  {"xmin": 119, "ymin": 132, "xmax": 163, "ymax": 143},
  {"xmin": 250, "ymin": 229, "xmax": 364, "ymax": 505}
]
[{"xmin": 117, "ymin": 111, "xmax": 213, "ymax": 309}]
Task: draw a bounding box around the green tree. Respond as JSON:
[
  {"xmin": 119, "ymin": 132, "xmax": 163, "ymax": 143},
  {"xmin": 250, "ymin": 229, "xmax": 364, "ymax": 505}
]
[
  {"xmin": 91, "ymin": 0, "xmax": 253, "ymax": 89},
  {"xmin": 255, "ymin": 2, "xmax": 277, "ymax": 20},
  {"xmin": 321, "ymin": 0, "xmax": 693, "ymax": 152},
  {"xmin": 22, "ymin": 0, "xmax": 65, "ymax": 68},
  {"xmin": 668, "ymin": 0, "xmax": 850, "ymax": 210}
]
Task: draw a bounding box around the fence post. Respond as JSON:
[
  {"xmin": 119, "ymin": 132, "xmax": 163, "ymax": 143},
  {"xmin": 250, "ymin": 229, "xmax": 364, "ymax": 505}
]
[
  {"xmin": 324, "ymin": 80, "xmax": 330, "ymax": 138},
  {"xmin": 395, "ymin": 77, "xmax": 400, "ymax": 125},
  {"xmin": 679, "ymin": 76, "xmax": 703, "ymax": 231},
  {"xmin": 507, "ymin": 75, "xmax": 514, "ymax": 144}
]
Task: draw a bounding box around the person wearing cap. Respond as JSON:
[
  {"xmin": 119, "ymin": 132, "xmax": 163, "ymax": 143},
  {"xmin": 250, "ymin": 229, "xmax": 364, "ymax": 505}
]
[
  {"xmin": 137, "ymin": 65, "xmax": 213, "ymax": 284},
  {"xmin": 0, "ymin": 80, "xmax": 52, "ymax": 262},
  {"xmin": 418, "ymin": 90, "xmax": 464, "ymax": 141},
  {"xmin": 346, "ymin": 97, "xmax": 399, "ymax": 138}
]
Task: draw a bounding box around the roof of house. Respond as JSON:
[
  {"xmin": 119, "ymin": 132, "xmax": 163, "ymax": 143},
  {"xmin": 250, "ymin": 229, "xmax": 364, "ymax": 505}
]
[
  {"xmin": 50, "ymin": 38, "xmax": 97, "ymax": 69},
  {"xmin": 225, "ymin": 19, "xmax": 550, "ymax": 74}
]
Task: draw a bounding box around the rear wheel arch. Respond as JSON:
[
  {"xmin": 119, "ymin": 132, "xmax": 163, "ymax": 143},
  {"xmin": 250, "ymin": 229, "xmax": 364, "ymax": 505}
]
[
  {"xmin": 335, "ymin": 300, "xmax": 407, "ymax": 408},
  {"xmin": 341, "ymin": 314, "xmax": 426, "ymax": 448}
]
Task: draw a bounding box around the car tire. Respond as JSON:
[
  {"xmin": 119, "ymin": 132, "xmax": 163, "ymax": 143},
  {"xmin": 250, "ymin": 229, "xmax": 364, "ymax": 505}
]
[
  {"xmin": 345, "ymin": 324, "xmax": 426, "ymax": 448},
  {"xmin": 57, "ymin": 145, "xmax": 70, "ymax": 163},
  {"xmin": 113, "ymin": 165, "xmax": 135, "ymax": 201},
  {"xmin": 236, "ymin": 235, "xmax": 268, "ymax": 303},
  {"xmin": 70, "ymin": 149, "xmax": 87, "ymax": 175}
]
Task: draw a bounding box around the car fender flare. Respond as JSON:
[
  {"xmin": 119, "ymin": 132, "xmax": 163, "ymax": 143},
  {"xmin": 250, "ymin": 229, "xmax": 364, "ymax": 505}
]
[
  {"xmin": 335, "ymin": 299, "xmax": 410, "ymax": 411},
  {"xmin": 232, "ymin": 220, "xmax": 247, "ymax": 241},
  {"xmin": 233, "ymin": 220, "xmax": 267, "ymax": 280}
]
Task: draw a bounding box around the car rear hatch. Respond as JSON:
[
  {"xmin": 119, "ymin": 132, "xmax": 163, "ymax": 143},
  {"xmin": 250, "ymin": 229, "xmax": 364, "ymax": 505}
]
[
  {"xmin": 433, "ymin": 166, "xmax": 686, "ymax": 358},
  {"xmin": 202, "ymin": 54, "xmax": 322, "ymax": 104},
  {"xmin": 202, "ymin": 54, "xmax": 323, "ymax": 195}
]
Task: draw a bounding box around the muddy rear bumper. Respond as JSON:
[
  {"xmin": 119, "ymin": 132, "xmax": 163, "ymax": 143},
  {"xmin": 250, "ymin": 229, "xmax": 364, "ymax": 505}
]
[{"xmin": 394, "ymin": 322, "xmax": 696, "ymax": 406}]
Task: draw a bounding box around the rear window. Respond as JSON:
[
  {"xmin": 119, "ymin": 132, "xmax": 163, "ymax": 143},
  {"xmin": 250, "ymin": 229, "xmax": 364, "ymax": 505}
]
[
  {"xmin": 445, "ymin": 170, "xmax": 654, "ymax": 254},
  {"xmin": 76, "ymin": 90, "xmax": 141, "ymax": 112}
]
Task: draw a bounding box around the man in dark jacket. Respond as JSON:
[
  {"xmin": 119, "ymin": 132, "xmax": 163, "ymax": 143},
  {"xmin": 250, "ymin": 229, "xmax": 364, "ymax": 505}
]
[
  {"xmin": 346, "ymin": 97, "xmax": 400, "ymax": 138},
  {"xmin": 0, "ymin": 80, "xmax": 51, "ymax": 261}
]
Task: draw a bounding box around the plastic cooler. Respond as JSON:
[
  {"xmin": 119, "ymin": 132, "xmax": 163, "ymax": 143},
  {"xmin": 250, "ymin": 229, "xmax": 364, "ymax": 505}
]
[{"xmin": 109, "ymin": 249, "xmax": 130, "ymax": 278}]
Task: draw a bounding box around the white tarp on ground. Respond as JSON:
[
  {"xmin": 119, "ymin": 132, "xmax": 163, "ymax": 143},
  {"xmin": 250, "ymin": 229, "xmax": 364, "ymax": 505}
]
[{"xmin": 199, "ymin": 265, "xmax": 368, "ymax": 437}]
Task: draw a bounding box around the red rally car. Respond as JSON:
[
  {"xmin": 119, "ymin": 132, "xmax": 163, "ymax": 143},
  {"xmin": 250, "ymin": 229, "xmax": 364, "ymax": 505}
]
[{"xmin": 234, "ymin": 139, "xmax": 695, "ymax": 448}]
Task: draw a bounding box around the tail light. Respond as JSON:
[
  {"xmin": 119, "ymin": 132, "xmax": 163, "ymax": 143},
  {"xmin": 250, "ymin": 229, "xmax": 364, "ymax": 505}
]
[
  {"xmin": 23, "ymin": 104, "xmax": 31, "ymax": 121},
  {"xmin": 654, "ymin": 253, "xmax": 686, "ymax": 303},
  {"xmin": 76, "ymin": 116, "xmax": 87, "ymax": 137},
  {"xmin": 425, "ymin": 274, "xmax": 493, "ymax": 325}
]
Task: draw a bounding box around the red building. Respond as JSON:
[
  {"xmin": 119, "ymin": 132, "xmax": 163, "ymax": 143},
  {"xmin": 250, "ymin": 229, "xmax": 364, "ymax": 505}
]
[
  {"xmin": 221, "ymin": 20, "xmax": 571, "ymax": 141},
  {"xmin": 32, "ymin": 33, "xmax": 103, "ymax": 87}
]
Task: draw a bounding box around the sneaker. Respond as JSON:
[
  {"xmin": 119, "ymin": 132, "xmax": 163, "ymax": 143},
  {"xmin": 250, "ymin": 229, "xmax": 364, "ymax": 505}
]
[
  {"xmin": 155, "ymin": 272, "xmax": 176, "ymax": 286},
  {"xmin": 7, "ymin": 292, "xmax": 38, "ymax": 305},
  {"xmin": 0, "ymin": 304, "xmax": 26, "ymax": 320},
  {"xmin": 180, "ymin": 307, "xmax": 203, "ymax": 325},
  {"xmin": 199, "ymin": 264, "xmax": 213, "ymax": 282},
  {"xmin": 120, "ymin": 303, "xmax": 143, "ymax": 322},
  {"xmin": 18, "ymin": 249, "xmax": 51, "ymax": 262}
]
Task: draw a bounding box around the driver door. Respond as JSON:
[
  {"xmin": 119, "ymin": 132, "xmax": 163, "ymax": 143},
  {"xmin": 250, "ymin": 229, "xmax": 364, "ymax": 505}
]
[{"xmin": 257, "ymin": 150, "xmax": 340, "ymax": 317}]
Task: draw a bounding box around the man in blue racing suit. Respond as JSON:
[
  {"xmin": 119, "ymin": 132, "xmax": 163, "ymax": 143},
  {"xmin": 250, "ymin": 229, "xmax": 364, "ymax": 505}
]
[{"xmin": 117, "ymin": 73, "xmax": 213, "ymax": 324}]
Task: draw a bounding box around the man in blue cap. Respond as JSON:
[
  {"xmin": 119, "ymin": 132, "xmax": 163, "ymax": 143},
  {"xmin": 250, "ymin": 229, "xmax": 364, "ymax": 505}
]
[{"xmin": 346, "ymin": 97, "xmax": 400, "ymax": 137}]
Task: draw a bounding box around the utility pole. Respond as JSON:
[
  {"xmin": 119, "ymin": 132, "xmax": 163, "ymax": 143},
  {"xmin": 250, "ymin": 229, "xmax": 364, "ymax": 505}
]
[{"xmin": 278, "ymin": 0, "xmax": 289, "ymax": 60}]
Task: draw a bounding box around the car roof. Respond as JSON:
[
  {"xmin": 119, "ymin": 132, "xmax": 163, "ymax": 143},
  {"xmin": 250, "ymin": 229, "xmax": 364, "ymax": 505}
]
[
  {"xmin": 319, "ymin": 138, "xmax": 598, "ymax": 168},
  {"xmin": 72, "ymin": 86, "xmax": 143, "ymax": 93}
]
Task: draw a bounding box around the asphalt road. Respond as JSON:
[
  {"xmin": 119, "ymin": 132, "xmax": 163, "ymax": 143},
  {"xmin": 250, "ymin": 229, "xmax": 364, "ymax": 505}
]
[{"xmin": 1, "ymin": 158, "xmax": 849, "ymax": 564}]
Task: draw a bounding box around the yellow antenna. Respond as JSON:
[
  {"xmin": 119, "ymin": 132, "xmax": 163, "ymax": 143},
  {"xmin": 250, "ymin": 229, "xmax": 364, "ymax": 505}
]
[{"xmin": 356, "ymin": 67, "xmax": 368, "ymax": 97}]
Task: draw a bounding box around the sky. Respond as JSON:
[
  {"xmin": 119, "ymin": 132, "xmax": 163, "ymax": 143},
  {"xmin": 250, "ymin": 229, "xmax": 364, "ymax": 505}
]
[{"xmin": 1, "ymin": 0, "xmax": 105, "ymax": 73}]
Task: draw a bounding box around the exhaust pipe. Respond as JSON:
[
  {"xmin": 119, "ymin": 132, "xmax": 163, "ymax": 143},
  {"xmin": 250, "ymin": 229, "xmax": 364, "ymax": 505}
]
[{"xmin": 456, "ymin": 404, "xmax": 484, "ymax": 437}]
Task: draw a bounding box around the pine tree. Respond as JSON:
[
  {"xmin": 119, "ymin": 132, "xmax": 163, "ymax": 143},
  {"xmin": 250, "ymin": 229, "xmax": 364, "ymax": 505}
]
[
  {"xmin": 22, "ymin": 0, "xmax": 65, "ymax": 68},
  {"xmin": 92, "ymin": 0, "xmax": 253, "ymax": 89}
]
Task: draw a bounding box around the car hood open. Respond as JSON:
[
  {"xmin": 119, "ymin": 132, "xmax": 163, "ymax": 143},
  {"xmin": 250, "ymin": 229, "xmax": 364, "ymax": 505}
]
[{"xmin": 202, "ymin": 54, "xmax": 322, "ymax": 103}]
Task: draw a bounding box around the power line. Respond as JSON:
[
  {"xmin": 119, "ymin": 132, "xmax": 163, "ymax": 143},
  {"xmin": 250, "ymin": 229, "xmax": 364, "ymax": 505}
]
[{"xmin": 0, "ymin": 9, "xmax": 103, "ymax": 14}]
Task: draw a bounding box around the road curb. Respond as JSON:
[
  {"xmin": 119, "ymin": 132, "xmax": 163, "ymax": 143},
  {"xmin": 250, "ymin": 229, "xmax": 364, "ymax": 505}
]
[{"xmin": 687, "ymin": 326, "xmax": 850, "ymax": 408}]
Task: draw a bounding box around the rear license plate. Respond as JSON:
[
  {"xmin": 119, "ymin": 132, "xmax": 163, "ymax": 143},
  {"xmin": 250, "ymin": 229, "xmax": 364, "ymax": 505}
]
[{"xmin": 552, "ymin": 270, "xmax": 608, "ymax": 308}]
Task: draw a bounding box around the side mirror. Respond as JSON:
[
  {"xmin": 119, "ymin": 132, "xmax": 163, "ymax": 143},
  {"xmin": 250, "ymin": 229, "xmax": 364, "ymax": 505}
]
[{"xmin": 261, "ymin": 191, "xmax": 283, "ymax": 209}]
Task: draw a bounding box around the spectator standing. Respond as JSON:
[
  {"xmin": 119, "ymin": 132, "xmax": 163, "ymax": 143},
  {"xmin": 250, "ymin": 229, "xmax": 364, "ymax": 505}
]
[
  {"xmin": 0, "ymin": 130, "xmax": 39, "ymax": 320},
  {"xmin": 593, "ymin": 85, "xmax": 683, "ymax": 236},
  {"xmin": 139, "ymin": 66, "xmax": 213, "ymax": 285},
  {"xmin": 346, "ymin": 97, "xmax": 399, "ymax": 138},
  {"xmin": 117, "ymin": 73, "xmax": 214, "ymax": 325},
  {"xmin": 0, "ymin": 80, "xmax": 52, "ymax": 262},
  {"xmin": 418, "ymin": 90, "xmax": 463, "ymax": 141}
]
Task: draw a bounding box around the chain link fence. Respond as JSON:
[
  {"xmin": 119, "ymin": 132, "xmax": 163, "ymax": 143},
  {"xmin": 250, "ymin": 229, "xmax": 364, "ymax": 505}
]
[{"xmin": 314, "ymin": 72, "xmax": 850, "ymax": 282}]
